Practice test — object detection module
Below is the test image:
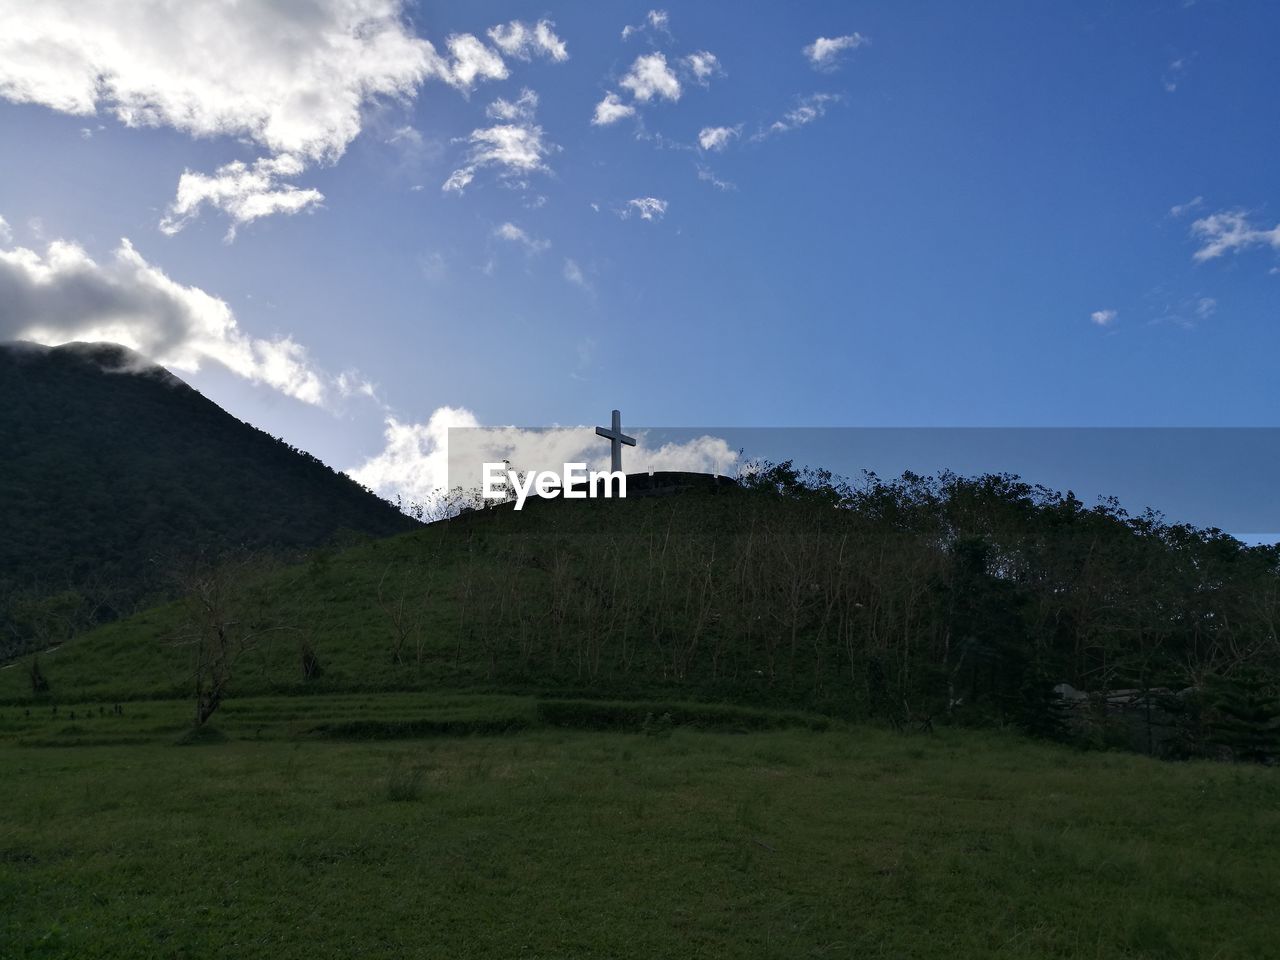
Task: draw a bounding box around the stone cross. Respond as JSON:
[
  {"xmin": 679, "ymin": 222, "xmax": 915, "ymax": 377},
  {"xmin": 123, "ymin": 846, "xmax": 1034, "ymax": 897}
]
[{"xmin": 595, "ymin": 409, "xmax": 636, "ymax": 473}]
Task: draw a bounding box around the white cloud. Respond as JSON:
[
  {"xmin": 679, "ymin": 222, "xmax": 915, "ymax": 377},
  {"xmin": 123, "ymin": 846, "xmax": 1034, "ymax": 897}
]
[
  {"xmin": 0, "ymin": 2, "xmax": 572, "ymax": 234},
  {"xmin": 620, "ymin": 53, "xmax": 681, "ymax": 103},
  {"xmin": 351, "ymin": 409, "xmax": 739, "ymax": 507},
  {"xmin": 1169, "ymin": 196, "xmax": 1204, "ymax": 218},
  {"xmin": 698, "ymin": 125, "xmax": 739, "ymax": 151},
  {"xmin": 487, "ymin": 19, "xmax": 568, "ymax": 62},
  {"xmin": 684, "ymin": 51, "xmax": 722, "ymax": 84},
  {"xmin": 350, "ymin": 408, "xmax": 479, "ymax": 507},
  {"xmin": 563, "ymin": 258, "xmax": 590, "ymax": 291},
  {"xmin": 639, "ymin": 435, "xmax": 739, "ymax": 475},
  {"xmin": 755, "ymin": 93, "xmax": 840, "ymax": 139},
  {"xmin": 804, "ymin": 33, "xmax": 869, "ymax": 71},
  {"xmin": 494, "ymin": 221, "xmax": 549, "ymax": 253},
  {"xmin": 0, "ymin": 1, "xmax": 434, "ymax": 162},
  {"xmin": 622, "ymin": 10, "xmax": 671, "ymax": 41},
  {"xmin": 696, "ymin": 165, "xmax": 735, "ymax": 191},
  {"xmin": 335, "ymin": 371, "xmax": 378, "ymax": 401},
  {"xmin": 387, "ymin": 125, "xmax": 424, "ymax": 148},
  {"xmin": 432, "ymin": 26, "xmax": 568, "ymax": 92},
  {"xmin": 160, "ymin": 154, "xmax": 324, "ymax": 240},
  {"xmin": 382, "ymin": 124, "xmax": 443, "ymax": 176},
  {"xmin": 592, "ymin": 92, "xmax": 636, "ymax": 126},
  {"xmin": 1162, "ymin": 55, "xmax": 1191, "ymax": 93},
  {"xmin": 1152, "ymin": 294, "xmax": 1219, "ymax": 329},
  {"xmin": 444, "ymin": 93, "xmax": 555, "ymax": 193},
  {"xmin": 0, "ymin": 234, "xmax": 342, "ymax": 405},
  {"xmin": 486, "ymin": 87, "xmax": 539, "ymax": 122},
  {"xmin": 1190, "ymin": 209, "xmax": 1280, "ymax": 263},
  {"xmin": 1090, "ymin": 309, "xmax": 1117, "ymax": 327},
  {"xmin": 0, "ymin": 215, "xmax": 10, "ymax": 244},
  {"xmin": 621, "ymin": 197, "xmax": 668, "ymax": 221},
  {"xmin": 441, "ymin": 33, "xmax": 507, "ymax": 90}
]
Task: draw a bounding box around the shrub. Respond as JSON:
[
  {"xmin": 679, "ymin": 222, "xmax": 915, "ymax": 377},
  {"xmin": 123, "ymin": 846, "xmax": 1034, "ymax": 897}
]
[
  {"xmin": 641, "ymin": 711, "xmax": 675, "ymax": 738},
  {"xmin": 300, "ymin": 639, "xmax": 323, "ymax": 681},
  {"xmin": 306, "ymin": 716, "xmax": 529, "ymax": 740},
  {"xmin": 1207, "ymin": 670, "xmax": 1280, "ymax": 763},
  {"xmin": 535, "ymin": 698, "xmax": 830, "ymax": 733}
]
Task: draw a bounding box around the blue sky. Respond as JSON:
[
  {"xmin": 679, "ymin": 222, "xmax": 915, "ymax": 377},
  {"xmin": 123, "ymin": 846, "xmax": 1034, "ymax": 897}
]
[{"xmin": 0, "ymin": 1, "xmax": 1277, "ymax": 509}]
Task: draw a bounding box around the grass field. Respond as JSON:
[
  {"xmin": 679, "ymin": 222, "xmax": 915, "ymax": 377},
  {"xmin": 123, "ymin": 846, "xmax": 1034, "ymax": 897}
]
[{"xmin": 2, "ymin": 692, "xmax": 1278, "ymax": 959}]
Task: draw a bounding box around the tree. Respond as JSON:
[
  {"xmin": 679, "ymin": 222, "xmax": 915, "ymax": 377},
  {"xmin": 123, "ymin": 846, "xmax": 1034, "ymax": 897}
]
[
  {"xmin": 1208, "ymin": 669, "xmax": 1280, "ymax": 763},
  {"xmin": 376, "ymin": 562, "xmax": 434, "ymax": 668},
  {"xmin": 172, "ymin": 559, "xmax": 281, "ymax": 727},
  {"xmin": 29, "ymin": 655, "xmax": 49, "ymax": 696}
]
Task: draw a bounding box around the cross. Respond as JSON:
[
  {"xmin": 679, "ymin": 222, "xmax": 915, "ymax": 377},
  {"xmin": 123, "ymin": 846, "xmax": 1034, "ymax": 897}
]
[{"xmin": 595, "ymin": 408, "xmax": 636, "ymax": 473}]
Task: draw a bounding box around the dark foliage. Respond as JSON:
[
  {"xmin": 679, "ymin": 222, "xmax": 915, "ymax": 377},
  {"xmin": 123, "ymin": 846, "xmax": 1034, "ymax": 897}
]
[
  {"xmin": 534, "ymin": 698, "xmax": 831, "ymax": 733},
  {"xmin": 432, "ymin": 460, "xmax": 1278, "ymax": 756},
  {"xmin": 307, "ymin": 716, "xmax": 531, "ymax": 739},
  {"xmin": 0, "ymin": 341, "xmax": 417, "ymax": 658},
  {"xmin": 300, "ymin": 639, "xmax": 324, "ymax": 682},
  {"xmin": 28, "ymin": 655, "xmax": 48, "ymax": 696},
  {"xmin": 1206, "ymin": 669, "xmax": 1280, "ymax": 763}
]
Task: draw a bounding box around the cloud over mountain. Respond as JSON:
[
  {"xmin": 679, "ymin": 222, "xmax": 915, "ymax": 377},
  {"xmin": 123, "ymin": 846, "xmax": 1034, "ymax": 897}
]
[{"xmin": 0, "ymin": 232, "xmax": 354, "ymax": 405}]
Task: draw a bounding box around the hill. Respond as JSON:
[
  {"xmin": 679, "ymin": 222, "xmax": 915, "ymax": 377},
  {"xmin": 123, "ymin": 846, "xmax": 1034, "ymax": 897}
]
[
  {"xmin": 7, "ymin": 463, "xmax": 1278, "ymax": 759},
  {"xmin": 3, "ymin": 462, "xmax": 1278, "ymax": 958},
  {"xmin": 0, "ymin": 341, "xmax": 418, "ymax": 657}
]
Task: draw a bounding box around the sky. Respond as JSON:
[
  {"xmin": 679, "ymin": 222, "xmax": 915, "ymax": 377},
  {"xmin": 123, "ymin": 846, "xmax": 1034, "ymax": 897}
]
[{"xmin": 0, "ymin": 1, "xmax": 1278, "ymax": 516}]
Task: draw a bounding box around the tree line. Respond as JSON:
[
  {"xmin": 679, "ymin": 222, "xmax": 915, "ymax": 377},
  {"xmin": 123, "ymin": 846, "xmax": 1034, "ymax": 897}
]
[
  {"xmin": 136, "ymin": 461, "xmax": 1280, "ymax": 759},
  {"xmin": 430, "ymin": 463, "xmax": 1280, "ymax": 756}
]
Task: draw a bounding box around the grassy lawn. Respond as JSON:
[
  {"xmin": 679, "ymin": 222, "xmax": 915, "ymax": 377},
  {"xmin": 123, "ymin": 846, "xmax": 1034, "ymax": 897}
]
[{"xmin": 2, "ymin": 697, "xmax": 1278, "ymax": 959}]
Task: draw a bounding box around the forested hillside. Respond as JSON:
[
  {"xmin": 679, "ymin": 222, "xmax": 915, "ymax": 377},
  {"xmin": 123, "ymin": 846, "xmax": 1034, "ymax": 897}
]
[
  {"xmin": 12, "ymin": 462, "xmax": 1278, "ymax": 759},
  {"xmin": 0, "ymin": 341, "xmax": 417, "ymax": 657}
]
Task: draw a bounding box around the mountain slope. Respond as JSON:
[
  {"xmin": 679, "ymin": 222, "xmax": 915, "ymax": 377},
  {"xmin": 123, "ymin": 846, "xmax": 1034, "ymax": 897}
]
[{"xmin": 0, "ymin": 341, "xmax": 417, "ymax": 649}]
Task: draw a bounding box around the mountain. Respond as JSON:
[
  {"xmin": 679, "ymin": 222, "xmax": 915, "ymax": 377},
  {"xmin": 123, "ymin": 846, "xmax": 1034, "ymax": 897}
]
[{"xmin": 0, "ymin": 341, "xmax": 417, "ymax": 653}]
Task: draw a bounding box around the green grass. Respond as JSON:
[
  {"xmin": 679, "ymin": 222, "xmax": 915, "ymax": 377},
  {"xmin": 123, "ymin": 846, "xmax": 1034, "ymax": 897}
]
[
  {"xmin": 3, "ymin": 493, "xmax": 1277, "ymax": 956},
  {"xmin": 2, "ymin": 698, "xmax": 1278, "ymax": 959}
]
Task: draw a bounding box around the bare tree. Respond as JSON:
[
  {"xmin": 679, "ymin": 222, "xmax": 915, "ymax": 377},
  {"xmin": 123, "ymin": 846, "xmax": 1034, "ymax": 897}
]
[
  {"xmin": 172, "ymin": 558, "xmax": 283, "ymax": 726},
  {"xmin": 376, "ymin": 562, "xmax": 434, "ymax": 668}
]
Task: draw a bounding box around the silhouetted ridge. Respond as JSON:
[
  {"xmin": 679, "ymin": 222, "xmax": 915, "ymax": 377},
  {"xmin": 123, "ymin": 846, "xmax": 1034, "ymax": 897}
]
[{"xmin": 0, "ymin": 341, "xmax": 417, "ymax": 654}]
